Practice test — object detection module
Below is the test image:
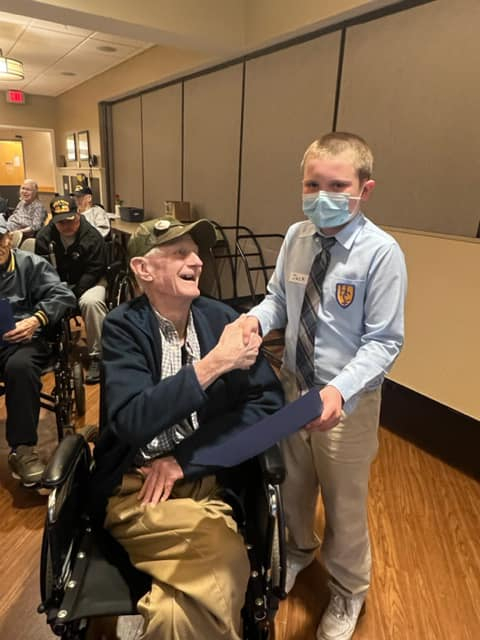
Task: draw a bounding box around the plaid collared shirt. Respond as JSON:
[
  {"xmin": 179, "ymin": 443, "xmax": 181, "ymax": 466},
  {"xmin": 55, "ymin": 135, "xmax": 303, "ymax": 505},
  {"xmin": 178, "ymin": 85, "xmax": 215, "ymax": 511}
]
[
  {"xmin": 135, "ymin": 308, "xmax": 201, "ymax": 464},
  {"xmin": 7, "ymin": 199, "xmax": 46, "ymax": 232}
]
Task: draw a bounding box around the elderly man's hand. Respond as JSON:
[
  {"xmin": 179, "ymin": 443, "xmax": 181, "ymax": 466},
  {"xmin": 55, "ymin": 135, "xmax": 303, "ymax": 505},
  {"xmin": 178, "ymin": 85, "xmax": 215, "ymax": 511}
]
[
  {"xmin": 138, "ymin": 456, "xmax": 184, "ymax": 505},
  {"xmin": 193, "ymin": 316, "xmax": 263, "ymax": 389},
  {"xmin": 3, "ymin": 316, "xmax": 40, "ymax": 344},
  {"xmin": 215, "ymin": 316, "xmax": 262, "ymax": 371}
]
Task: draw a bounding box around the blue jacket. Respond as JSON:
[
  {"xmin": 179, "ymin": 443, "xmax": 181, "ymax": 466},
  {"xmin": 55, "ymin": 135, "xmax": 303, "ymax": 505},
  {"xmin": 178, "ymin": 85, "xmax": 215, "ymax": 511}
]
[
  {"xmin": 92, "ymin": 294, "xmax": 284, "ymax": 513},
  {"xmin": 0, "ymin": 249, "xmax": 76, "ymax": 336}
]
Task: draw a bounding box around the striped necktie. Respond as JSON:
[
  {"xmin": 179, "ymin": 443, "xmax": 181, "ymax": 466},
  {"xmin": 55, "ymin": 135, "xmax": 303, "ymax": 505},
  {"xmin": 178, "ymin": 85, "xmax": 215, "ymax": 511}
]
[{"xmin": 296, "ymin": 235, "xmax": 336, "ymax": 390}]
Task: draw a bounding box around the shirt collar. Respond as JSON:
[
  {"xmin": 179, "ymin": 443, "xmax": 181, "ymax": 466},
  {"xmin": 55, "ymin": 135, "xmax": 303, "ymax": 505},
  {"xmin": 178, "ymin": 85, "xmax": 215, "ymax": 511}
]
[
  {"xmin": 333, "ymin": 213, "xmax": 366, "ymax": 250},
  {"xmin": 298, "ymin": 213, "xmax": 365, "ymax": 250},
  {"xmin": 5, "ymin": 250, "xmax": 15, "ymax": 272},
  {"xmin": 152, "ymin": 305, "xmax": 195, "ymax": 348}
]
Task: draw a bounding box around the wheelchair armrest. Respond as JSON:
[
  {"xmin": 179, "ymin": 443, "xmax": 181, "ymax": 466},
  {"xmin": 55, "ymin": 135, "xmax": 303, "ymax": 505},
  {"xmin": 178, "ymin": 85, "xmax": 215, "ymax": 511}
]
[
  {"xmin": 257, "ymin": 443, "xmax": 285, "ymax": 485},
  {"xmin": 42, "ymin": 433, "xmax": 91, "ymax": 488}
]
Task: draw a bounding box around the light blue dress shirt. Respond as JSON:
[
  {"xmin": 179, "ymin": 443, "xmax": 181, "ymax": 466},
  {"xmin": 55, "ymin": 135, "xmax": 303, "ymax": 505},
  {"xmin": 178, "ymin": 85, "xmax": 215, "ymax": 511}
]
[{"xmin": 250, "ymin": 213, "xmax": 407, "ymax": 413}]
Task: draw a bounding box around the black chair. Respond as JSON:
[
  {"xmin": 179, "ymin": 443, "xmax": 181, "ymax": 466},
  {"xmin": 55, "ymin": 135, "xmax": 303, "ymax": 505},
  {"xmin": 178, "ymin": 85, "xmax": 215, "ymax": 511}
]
[
  {"xmin": 0, "ymin": 316, "xmax": 85, "ymax": 443},
  {"xmin": 0, "ymin": 195, "xmax": 8, "ymax": 213},
  {"xmin": 38, "ymin": 436, "xmax": 286, "ymax": 639},
  {"xmin": 201, "ymin": 223, "xmax": 285, "ymax": 369}
]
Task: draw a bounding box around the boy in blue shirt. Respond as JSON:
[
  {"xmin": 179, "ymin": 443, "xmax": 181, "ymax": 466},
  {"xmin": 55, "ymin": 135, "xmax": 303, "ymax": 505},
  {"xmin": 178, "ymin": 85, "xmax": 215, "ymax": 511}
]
[{"xmin": 244, "ymin": 132, "xmax": 407, "ymax": 640}]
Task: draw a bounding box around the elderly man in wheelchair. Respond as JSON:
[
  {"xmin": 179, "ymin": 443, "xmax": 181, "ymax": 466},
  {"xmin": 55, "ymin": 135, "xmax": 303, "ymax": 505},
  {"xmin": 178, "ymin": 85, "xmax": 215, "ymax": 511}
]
[
  {"xmin": 77, "ymin": 216, "xmax": 282, "ymax": 639},
  {"xmin": 0, "ymin": 219, "xmax": 76, "ymax": 489}
]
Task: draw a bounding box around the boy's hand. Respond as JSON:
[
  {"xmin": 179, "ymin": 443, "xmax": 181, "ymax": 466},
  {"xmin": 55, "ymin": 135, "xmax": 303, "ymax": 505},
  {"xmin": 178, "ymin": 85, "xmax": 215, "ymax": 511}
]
[
  {"xmin": 241, "ymin": 315, "xmax": 261, "ymax": 345},
  {"xmin": 305, "ymin": 385, "xmax": 343, "ymax": 432},
  {"xmin": 208, "ymin": 316, "xmax": 262, "ymax": 372}
]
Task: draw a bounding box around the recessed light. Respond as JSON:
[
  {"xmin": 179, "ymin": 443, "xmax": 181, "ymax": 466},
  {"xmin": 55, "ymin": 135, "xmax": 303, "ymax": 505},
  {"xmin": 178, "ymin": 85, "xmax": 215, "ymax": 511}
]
[
  {"xmin": 60, "ymin": 71, "xmax": 76, "ymax": 76},
  {"xmin": 97, "ymin": 45, "xmax": 117, "ymax": 53}
]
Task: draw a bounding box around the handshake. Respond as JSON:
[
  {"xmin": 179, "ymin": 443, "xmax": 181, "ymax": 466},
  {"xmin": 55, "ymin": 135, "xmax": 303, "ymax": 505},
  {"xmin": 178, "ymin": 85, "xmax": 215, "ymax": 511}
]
[{"xmin": 193, "ymin": 314, "xmax": 263, "ymax": 389}]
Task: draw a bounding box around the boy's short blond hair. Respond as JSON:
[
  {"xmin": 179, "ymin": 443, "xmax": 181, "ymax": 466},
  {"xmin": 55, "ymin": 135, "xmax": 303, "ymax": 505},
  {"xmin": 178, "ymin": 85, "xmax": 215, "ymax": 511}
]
[{"xmin": 302, "ymin": 132, "xmax": 373, "ymax": 182}]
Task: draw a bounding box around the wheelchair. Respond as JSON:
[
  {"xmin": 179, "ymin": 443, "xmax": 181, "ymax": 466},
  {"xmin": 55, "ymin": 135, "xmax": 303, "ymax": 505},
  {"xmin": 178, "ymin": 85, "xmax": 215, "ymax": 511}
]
[
  {"xmin": 104, "ymin": 233, "xmax": 136, "ymax": 311},
  {"xmin": 40, "ymin": 314, "xmax": 86, "ymax": 440},
  {"xmin": 0, "ymin": 315, "xmax": 85, "ymax": 443},
  {"xmin": 38, "ymin": 433, "xmax": 287, "ymax": 639}
]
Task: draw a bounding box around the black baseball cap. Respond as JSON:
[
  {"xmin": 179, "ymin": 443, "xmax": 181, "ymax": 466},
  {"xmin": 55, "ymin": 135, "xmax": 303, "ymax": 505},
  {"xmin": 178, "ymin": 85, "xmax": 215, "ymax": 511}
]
[
  {"xmin": 71, "ymin": 184, "xmax": 92, "ymax": 196},
  {"xmin": 50, "ymin": 197, "xmax": 78, "ymax": 222}
]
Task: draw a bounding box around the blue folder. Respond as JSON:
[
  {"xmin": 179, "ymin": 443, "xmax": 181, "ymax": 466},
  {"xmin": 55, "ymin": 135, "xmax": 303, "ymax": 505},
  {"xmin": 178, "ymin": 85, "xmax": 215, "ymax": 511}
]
[{"xmin": 189, "ymin": 388, "xmax": 323, "ymax": 468}]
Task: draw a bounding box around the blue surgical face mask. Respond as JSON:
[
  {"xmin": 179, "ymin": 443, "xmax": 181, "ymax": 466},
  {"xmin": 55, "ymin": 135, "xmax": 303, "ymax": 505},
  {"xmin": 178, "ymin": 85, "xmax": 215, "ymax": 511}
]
[{"xmin": 302, "ymin": 190, "xmax": 362, "ymax": 229}]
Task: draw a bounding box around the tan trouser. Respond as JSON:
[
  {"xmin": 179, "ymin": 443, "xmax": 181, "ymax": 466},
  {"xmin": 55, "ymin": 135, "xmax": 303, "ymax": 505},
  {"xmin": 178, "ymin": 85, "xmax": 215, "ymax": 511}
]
[
  {"xmin": 78, "ymin": 282, "xmax": 107, "ymax": 357},
  {"xmin": 104, "ymin": 472, "xmax": 249, "ymax": 640},
  {"xmin": 280, "ymin": 370, "xmax": 381, "ymax": 596}
]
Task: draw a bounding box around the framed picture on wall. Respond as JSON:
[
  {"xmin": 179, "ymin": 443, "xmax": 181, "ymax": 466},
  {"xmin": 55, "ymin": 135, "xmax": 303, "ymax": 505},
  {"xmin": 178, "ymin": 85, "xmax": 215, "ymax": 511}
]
[
  {"xmin": 78, "ymin": 130, "xmax": 90, "ymax": 163},
  {"xmin": 66, "ymin": 133, "xmax": 77, "ymax": 162}
]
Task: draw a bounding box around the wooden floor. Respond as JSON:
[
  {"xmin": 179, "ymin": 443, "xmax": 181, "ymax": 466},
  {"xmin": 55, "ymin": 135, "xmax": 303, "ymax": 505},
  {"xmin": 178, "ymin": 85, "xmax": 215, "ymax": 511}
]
[{"xmin": 0, "ymin": 379, "xmax": 478, "ymax": 640}]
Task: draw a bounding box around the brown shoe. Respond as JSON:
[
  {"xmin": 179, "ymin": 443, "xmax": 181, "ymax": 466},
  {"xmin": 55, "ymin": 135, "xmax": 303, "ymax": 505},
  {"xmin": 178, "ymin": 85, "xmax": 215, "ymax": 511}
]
[{"xmin": 8, "ymin": 445, "xmax": 45, "ymax": 487}]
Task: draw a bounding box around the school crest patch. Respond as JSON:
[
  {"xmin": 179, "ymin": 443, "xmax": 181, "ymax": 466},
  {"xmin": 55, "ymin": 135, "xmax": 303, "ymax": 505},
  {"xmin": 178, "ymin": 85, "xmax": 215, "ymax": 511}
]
[{"xmin": 336, "ymin": 283, "xmax": 355, "ymax": 308}]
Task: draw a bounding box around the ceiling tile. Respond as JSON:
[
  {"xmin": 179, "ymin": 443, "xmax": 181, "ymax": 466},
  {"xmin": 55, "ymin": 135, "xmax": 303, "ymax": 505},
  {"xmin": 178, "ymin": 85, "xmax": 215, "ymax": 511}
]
[
  {"xmin": 0, "ymin": 10, "xmax": 152, "ymax": 96},
  {"xmin": 9, "ymin": 25, "xmax": 84, "ymax": 66},
  {"xmin": 30, "ymin": 19, "xmax": 92, "ymax": 37},
  {"xmin": 75, "ymin": 37, "xmax": 140, "ymax": 59}
]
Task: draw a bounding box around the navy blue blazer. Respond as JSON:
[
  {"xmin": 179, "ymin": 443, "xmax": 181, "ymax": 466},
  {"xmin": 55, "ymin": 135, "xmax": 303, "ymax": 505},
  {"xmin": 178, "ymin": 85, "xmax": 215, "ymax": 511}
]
[{"xmin": 92, "ymin": 294, "xmax": 284, "ymax": 514}]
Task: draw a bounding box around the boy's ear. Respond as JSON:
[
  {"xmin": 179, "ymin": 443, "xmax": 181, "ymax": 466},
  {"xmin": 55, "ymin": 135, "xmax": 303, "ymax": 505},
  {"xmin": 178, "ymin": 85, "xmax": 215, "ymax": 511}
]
[{"xmin": 361, "ymin": 179, "xmax": 376, "ymax": 201}]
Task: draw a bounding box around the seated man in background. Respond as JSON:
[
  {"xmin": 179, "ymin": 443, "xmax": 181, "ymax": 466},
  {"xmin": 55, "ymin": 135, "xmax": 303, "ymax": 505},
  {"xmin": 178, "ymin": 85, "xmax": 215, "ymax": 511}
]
[
  {"xmin": 35, "ymin": 197, "xmax": 107, "ymax": 384},
  {"xmin": 3, "ymin": 179, "xmax": 47, "ymax": 240},
  {"xmin": 92, "ymin": 216, "xmax": 284, "ymax": 640},
  {"xmin": 71, "ymin": 183, "xmax": 111, "ymax": 238},
  {"xmin": 0, "ymin": 219, "xmax": 76, "ymax": 488}
]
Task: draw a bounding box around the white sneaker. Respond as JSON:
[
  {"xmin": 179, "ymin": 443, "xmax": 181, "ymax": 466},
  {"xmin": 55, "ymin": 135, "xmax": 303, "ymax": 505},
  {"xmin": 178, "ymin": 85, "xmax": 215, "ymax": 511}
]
[
  {"xmin": 316, "ymin": 592, "xmax": 366, "ymax": 640},
  {"xmin": 284, "ymin": 554, "xmax": 314, "ymax": 593}
]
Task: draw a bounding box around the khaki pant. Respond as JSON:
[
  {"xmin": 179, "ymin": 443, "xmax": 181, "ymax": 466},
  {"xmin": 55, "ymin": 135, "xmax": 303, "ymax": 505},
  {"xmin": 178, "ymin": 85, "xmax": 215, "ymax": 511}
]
[
  {"xmin": 78, "ymin": 282, "xmax": 107, "ymax": 358},
  {"xmin": 104, "ymin": 472, "xmax": 249, "ymax": 640},
  {"xmin": 280, "ymin": 369, "xmax": 381, "ymax": 596}
]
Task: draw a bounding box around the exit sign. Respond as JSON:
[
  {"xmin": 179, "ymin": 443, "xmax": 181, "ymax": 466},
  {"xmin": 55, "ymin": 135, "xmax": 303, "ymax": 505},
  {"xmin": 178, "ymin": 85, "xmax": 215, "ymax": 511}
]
[{"xmin": 6, "ymin": 89, "xmax": 25, "ymax": 104}]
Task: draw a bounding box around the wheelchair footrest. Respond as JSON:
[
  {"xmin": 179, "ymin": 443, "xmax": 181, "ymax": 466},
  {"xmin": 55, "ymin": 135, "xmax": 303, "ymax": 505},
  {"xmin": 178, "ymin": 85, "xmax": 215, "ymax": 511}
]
[{"xmin": 51, "ymin": 526, "xmax": 150, "ymax": 625}]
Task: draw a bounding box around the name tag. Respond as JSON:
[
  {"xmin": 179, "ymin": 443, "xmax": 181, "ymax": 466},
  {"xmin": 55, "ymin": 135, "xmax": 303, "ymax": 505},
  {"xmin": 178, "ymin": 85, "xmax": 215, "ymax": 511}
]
[{"xmin": 289, "ymin": 272, "xmax": 308, "ymax": 284}]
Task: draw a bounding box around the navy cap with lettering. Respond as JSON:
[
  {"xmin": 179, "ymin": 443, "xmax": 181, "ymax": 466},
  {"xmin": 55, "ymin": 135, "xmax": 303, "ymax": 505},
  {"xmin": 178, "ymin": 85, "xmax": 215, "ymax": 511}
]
[{"xmin": 50, "ymin": 196, "xmax": 78, "ymax": 222}]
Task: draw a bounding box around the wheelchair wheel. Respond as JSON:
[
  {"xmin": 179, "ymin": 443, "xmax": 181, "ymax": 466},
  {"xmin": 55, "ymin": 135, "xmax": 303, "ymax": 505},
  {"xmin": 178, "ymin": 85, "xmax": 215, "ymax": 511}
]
[
  {"xmin": 115, "ymin": 273, "xmax": 135, "ymax": 307},
  {"xmin": 39, "ymin": 523, "xmax": 54, "ymax": 606},
  {"xmin": 73, "ymin": 362, "xmax": 86, "ymax": 417},
  {"xmin": 270, "ymin": 517, "xmax": 281, "ymax": 590}
]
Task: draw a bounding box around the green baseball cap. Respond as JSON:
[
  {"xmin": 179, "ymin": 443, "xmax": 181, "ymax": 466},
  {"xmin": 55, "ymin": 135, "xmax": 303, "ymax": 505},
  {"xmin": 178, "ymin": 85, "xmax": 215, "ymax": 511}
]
[{"xmin": 127, "ymin": 215, "xmax": 216, "ymax": 259}]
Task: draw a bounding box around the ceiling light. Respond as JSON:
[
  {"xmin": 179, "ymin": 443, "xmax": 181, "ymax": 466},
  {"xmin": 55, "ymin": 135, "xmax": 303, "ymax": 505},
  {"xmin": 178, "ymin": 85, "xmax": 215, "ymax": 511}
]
[{"xmin": 0, "ymin": 49, "xmax": 24, "ymax": 81}]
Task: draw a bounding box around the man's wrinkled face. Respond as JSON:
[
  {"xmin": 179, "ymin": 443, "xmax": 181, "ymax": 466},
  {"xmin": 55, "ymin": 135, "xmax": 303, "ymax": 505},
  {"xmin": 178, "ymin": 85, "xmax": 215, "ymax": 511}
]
[
  {"xmin": 20, "ymin": 183, "xmax": 36, "ymax": 204},
  {"xmin": 0, "ymin": 233, "xmax": 12, "ymax": 266},
  {"xmin": 54, "ymin": 214, "xmax": 81, "ymax": 237},
  {"xmin": 140, "ymin": 235, "xmax": 203, "ymax": 301},
  {"xmin": 74, "ymin": 194, "xmax": 92, "ymax": 212}
]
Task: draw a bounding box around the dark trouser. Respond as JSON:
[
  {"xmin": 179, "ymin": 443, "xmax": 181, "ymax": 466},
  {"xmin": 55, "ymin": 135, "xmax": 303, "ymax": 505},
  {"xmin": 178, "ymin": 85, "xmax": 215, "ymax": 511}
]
[{"xmin": 0, "ymin": 339, "xmax": 51, "ymax": 448}]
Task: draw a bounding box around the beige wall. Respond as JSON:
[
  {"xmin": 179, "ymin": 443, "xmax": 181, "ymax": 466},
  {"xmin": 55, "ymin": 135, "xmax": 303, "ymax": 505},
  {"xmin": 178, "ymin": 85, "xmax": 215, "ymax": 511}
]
[
  {"xmin": 244, "ymin": 0, "xmax": 399, "ymax": 45},
  {"xmin": 20, "ymin": 130, "xmax": 55, "ymax": 190},
  {"xmin": 386, "ymin": 228, "xmax": 480, "ymax": 421},
  {"xmin": 0, "ymin": 93, "xmax": 57, "ymax": 129},
  {"xmin": 0, "ymin": 128, "xmax": 55, "ymax": 192}
]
